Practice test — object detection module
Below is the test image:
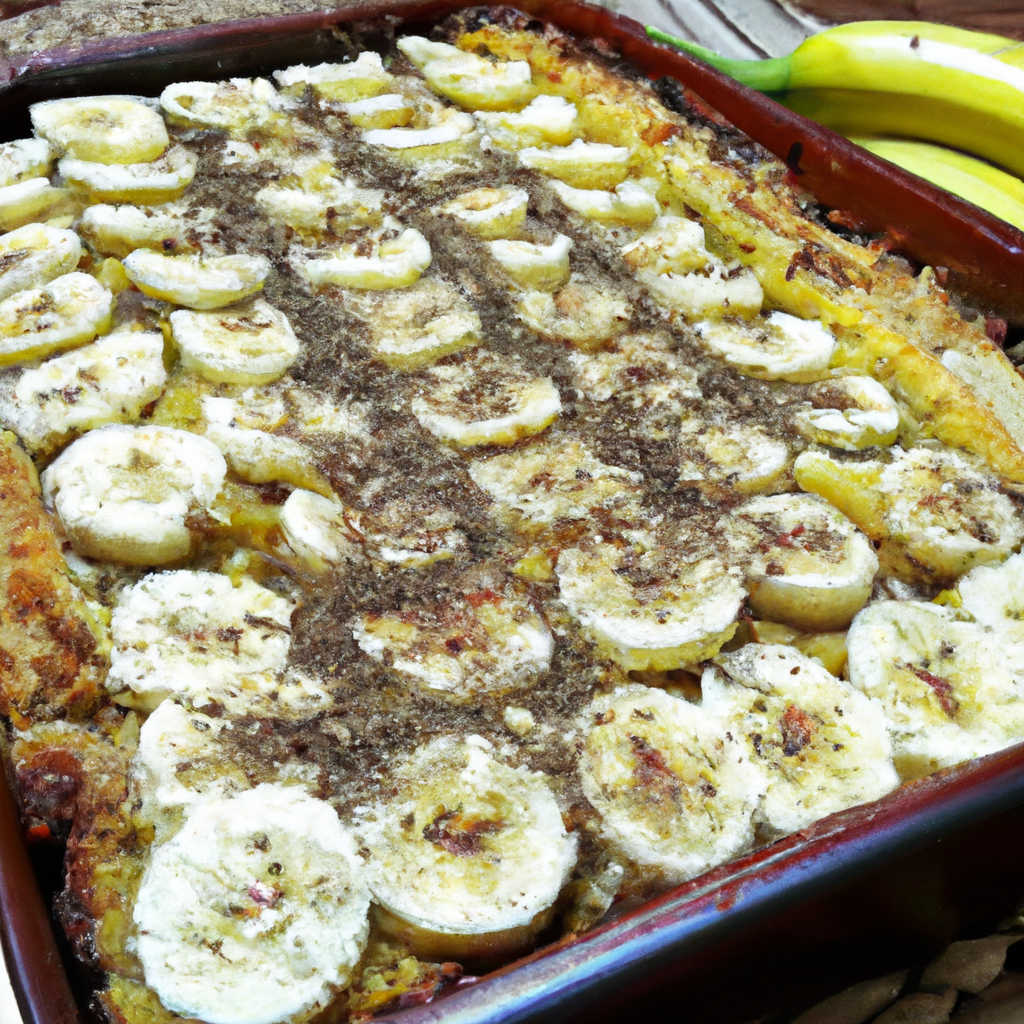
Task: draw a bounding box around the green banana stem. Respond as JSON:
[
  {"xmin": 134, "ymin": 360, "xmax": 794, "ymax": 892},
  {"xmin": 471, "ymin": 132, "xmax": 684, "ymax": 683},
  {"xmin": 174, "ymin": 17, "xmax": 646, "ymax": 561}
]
[{"xmin": 645, "ymin": 27, "xmax": 793, "ymax": 91}]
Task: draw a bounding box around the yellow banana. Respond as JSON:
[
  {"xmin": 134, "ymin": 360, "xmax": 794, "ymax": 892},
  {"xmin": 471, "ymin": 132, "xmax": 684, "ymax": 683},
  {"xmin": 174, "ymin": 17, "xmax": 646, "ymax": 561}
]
[
  {"xmin": 648, "ymin": 21, "xmax": 1024, "ymax": 178},
  {"xmin": 849, "ymin": 138, "xmax": 1024, "ymax": 232}
]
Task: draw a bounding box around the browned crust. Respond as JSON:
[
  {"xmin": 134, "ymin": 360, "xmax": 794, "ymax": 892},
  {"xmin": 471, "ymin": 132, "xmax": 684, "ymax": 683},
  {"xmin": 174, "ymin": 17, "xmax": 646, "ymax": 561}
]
[{"xmin": 0, "ymin": 432, "xmax": 107, "ymax": 722}]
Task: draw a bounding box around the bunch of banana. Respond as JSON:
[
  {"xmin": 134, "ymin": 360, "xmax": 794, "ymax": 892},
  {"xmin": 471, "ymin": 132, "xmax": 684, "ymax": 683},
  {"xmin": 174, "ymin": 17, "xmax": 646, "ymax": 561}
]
[{"xmin": 647, "ymin": 21, "xmax": 1024, "ymax": 230}]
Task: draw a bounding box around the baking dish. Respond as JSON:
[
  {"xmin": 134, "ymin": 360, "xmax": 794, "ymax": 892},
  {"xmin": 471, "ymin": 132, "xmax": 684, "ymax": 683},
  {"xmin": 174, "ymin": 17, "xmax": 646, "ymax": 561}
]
[{"xmin": 3, "ymin": 3, "xmax": 1024, "ymax": 1023}]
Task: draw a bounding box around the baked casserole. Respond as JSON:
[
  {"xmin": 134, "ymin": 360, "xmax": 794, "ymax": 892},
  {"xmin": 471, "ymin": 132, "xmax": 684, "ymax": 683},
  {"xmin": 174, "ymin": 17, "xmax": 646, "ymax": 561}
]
[{"xmin": 3, "ymin": 6, "xmax": 1024, "ymax": 1023}]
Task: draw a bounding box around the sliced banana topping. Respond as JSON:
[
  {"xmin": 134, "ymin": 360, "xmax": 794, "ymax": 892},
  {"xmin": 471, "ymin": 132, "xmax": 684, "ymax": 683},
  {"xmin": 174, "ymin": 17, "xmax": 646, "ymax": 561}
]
[
  {"xmin": 274, "ymin": 54, "xmax": 393, "ymax": 100},
  {"xmin": 123, "ymin": 250, "xmax": 271, "ymax": 309},
  {"xmin": 31, "ymin": 96, "xmax": 169, "ymax": 164},
  {"xmin": 694, "ymin": 312, "xmax": 836, "ymax": 383},
  {"xmin": 791, "ymin": 375, "xmax": 900, "ymax": 450},
  {"xmin": 568, "ymin": 332, "xmax": 700, "ymax": 409},
  {"xmin": 58, "ymin": 145, "xmax": 198, "ymax": 205},
  {"xmin": 107, "ymin": 569, "xmax": 294, "ymax": 709},
  {"xmin": 489, "ymin": 234, "xmax": 572, "ymax": 291},
  {"xmin": 301, "ymin": 225, "xmax": 431, "ymax": 290},
  {"xmin": 557, "ymin": 534, "xmax": 744, "ymax": 670},
  {"xmin": 438, "ymin": 186, "xmax": 528, "ymax": 239},
  {"xmin": 0, "ymin": 178, "xmax": 75, "ymax": 232},
  {"xmin": 359, "ymin": 494, "xmax": 467, "ymax": 570},
  {"xmin": 0, "ymin": 138, "xmax": 53, "ymax": 187},
  {"xmin": 579, "ymin": 685, "xmax": 761, "ymax": 883},
  {"xmin": 469, "ymin": 439, "xmax": 642, "ymax": 532},
  {"xmin": 134, "ymin": 784, "xmax": 370, "ymax": 1024},
  {"xmin": 622, "ymin": 215, "xmax": 710, "ymax": 276},
  {"xmin": 958, "ymin": 552, "xmax": 1024, "ymax": 641},
  {"xmin": 361, "ymin": 737, "xmax": 576, "ymax": 961},
  {"xmin": 41, "ymin": 425, "xmax": 227, "ymax": 566},
  {"xmin": 677, "ymin": 418, "xmax": 791, "ymax": 495},
  {"xmin": 203, "ymin": 420, "xmax": 327, "ymax": 497},
  {"xmin": 344, "ymin": 276, "xmax": 480, "ymax": 369},
  {"xmin": 704, "ymin": 645, "xmax": 897, "ymax": 835},
  {"xmin": 0, "ymin": 223, "xmax": 81, "ymax": 302},
  {"xmin": 398, "ymin": 36, "xmax": 534, "ymax": 111},
  {"xmin": 340, "ymin": 93, "xmax": 416, "ymax": 129},
  {"xmin": 847, "ymin": 600, "xmax": 1024, "ymax": 779},
  {"xmin": 170, "ymin": 299, "xmax": 300, "ymax": 384},
  {"xmin": 550, "ymin": 179, "xmax": 660, "ymax": 226},
  {"xmin": 411, "ymin": 349, "xmax": 561, "ymax": 446},
  {"xmin": 78, "ymin": 203, "xmax": 196, "ymax": 258},
  {"xmin": 518, "ymin": 139, "xmax": 632, "ymax": 190},
  {"xmin": 517, "ymin": 276, "xmax": 630, "ymax": 350},
  {"xmin": 255, "ymin": 177, "xmax": 383, "ymax": 239},
  {"xmin": 475, "ymin": 94, "xmax": 577, "ymax": 147},
  {"xmin": 354, "ymin": 585, "xmax": 553, "ymax": 702},
  {"xmin": 645, "ymin": 262, "xmax": 764, "ymax": 321},
  {"xmin": 794, "ymin": 446, "xmax": 1024, "ymax": 584},
  {"xmin": 0, "ymin": 272, "xmax": 112, "ymax": 365},
  {"xmin": 1, "ymin": 329, "xmax": 166, "ymax": 454},
  {"xmin": 132, "ymin": 697, "xmax": 324, "ymax": 840},
  {"xmin": 723, "ymin": 493, "xmax": 878, "ymax": 631},
  {"xmin": 160, "ymin": 77, "xmax": 287, "ymax": 131},
  {"xmin": 362, "ymin": 108, "xmax": 476, "ymax": 150},
  {"xmin": 280, "ymin": 489, "xmax": 363, "ymax": 572}
]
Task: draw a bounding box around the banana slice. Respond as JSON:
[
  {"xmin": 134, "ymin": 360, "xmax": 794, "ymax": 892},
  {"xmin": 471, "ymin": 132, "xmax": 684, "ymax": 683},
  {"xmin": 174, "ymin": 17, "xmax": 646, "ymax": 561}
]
[
  {"xmin": 0, "ymin": 138, "xmax": 53, "ymax": 187},
  {"xmin": 550, "ymin": 179, "xmax": 660, "ymax": 227},
  {"xmin": 411, "ymin": 349, "xmax": 561, "ymax": 446},
  {"xmin": 361, "ymin": 736, "xmax": 576, "ymax": 962},
  {"xmin": 579, "ymin": 685, "xmax": 762, "ymax": 884},
  {"xmin": 160, "ymin": 78, "xmax": 288, "ymax": 131},
  {"xmin": 517, "ymin": 276, "xmax": 630, "ymax": 350},
  {"xmin": 556, "ymin": 534, "xmax": 745, "ymax": 670},
  {"xmin": 645, "ymin": 262, "xmax": 765, "ymax": 320},
  {"xmin": 0, "ymin": 272, "xmax": 112, "ymax": 365},
  {"xmin": 362, "ymin": 108, "xmax": 476, "ymax": 151},
  {"xmin": 78, "ymin": 203, "xmax": 197, "ymax": 259},
  {"xmin": 339, "ymin": 93, "xmax": 416, "ymax": 129},
  {"xmin": 301, "ymin": 225, "xmax": 430, "ymax": 290},
  {"xmin": 958, "ymin": 552, "xmax": 1024, "ymax": 641},
  {"xmin": 1, "ymin": 329, "xmax": 166, "ymax": 454},
  {"xmin": 704, "ymin": 644, "xmax": 897, "ymax": 835},
  {"xmin": 0, "ymin": 178, "xmax": 75, "ymax": 231},
  {"xmin": 123, "ymin": 250, "xmax": 271, "ymax": 310},
  {"xmin": 41, "ymin": 425, "xmax": 227, "ymax": 566},
  {"xmin": 438, "ymin": 186, "xmax": 528, "ymax": 239},
  {"xmin": 280, "ymin": 489, "xmax": 363, "ymax": 572},
  {"xmin": 107, "ymin": 569, "xmax": 294, "ymax": 710},
  {"xmin": 274, "ymin": 53, "xmax": 393, "ymax": 100},
  {"xmin": 568, "ymin": 332, "xmax": 701, "ymax": 409},
  {"xmin": 847, "ymin": 600, "xmax": 1024, "ymax": 779},
  {"xmin": 134, "ymin": 784, "xmax": 370, "ymax": 1024},
  {"xmin": 518, "ymin": 140, "xmax": 632, "ymax": 190},
  {"xmin": 791, "ymin": 375, "xmax": 900, "ymax": 450},
  {"xmin": 0, "ymin": 223, "xmax": 81, "ymax": 302},
  {"xmin": 677, "ymin": 418, "xmax": 791, "ymax": 495},
  {"xmin": 353, "ymin": 584, "xmax": 553, "ymax": 702},
  {"xmin": 488, "ymin": 234, "xmax": 572, "ymax": 291},
  {"xmin": 170, "ymin": 299, "xmax": 300, "ymax": 384},
  {"xmin": 58, "ymin": 145, "xmax": 197, "ymax": 205},
  {"xmin": 723, "ymin": 493, "xmax": 878, "ymax": 631},
  {"xmin": 622, "ymin": 215, "xmax": 710, "ymax": 275},
  {"xmin": 469, "ymin": 439, "xmax": 643, "ymax": 533},
  {"xmin": 255, "ymin": 177, "xmax": 383, "ymax": 238},
  {"xmin": 397, "ymin": 36, "xmax": 534, "ymax": 111},
  {"xmin": 794, "ymin": 446, "xmax": 1024, "ymax": 584},
  {"xmin": 694, "ymin": 312, "xmax": 836, "ymax": 383},
  {"xmin": 475, "ymin": 94, "xmax": 577, "ymax": 147},
  {"xmin": 30, "ymin": 96, "xmax": 169, "ymax": 164},
  {"xmin": 343, "ymin": 277, "xmax": 480, "ymax": 369},
  {"xmin": 133, "ymin": 695, "xmax": 327, "ymax": 840},
  {"xmin": 359, "ymin": 493, "xmax": 467, "ymax": 570}
]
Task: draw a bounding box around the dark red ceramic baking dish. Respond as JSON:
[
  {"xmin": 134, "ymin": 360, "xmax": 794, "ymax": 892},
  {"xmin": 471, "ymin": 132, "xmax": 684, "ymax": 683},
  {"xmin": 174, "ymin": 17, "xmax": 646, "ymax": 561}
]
[{"xmin": 4, "ymin": 4, "xmax": 1024, "ymax": 1023}]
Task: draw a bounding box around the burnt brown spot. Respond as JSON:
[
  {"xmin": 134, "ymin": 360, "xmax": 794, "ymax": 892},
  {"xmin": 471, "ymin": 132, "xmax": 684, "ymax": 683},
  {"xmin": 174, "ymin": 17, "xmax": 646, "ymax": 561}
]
[
  {"xmin": 908, "ymin": 664, "xmax": 959, "ymax": 718},
  {"xmin": 778, "ymin": 704, "xmax": 815, "ymax": 757},
  {"xmin": 423, "ymin": 807, "xmax": 504, "ymax": 857}
]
